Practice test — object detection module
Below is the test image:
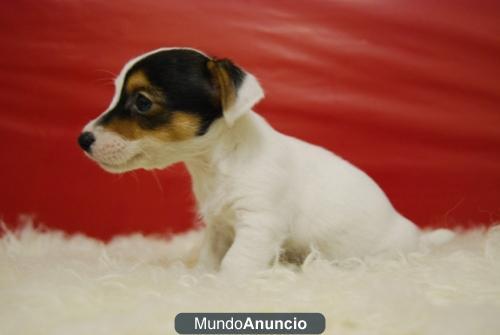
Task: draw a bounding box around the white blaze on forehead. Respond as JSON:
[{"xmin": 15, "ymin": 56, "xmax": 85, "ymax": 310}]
[{"xmin": 83, "ymin": 47, "xmax": 209, "ymax": 132}]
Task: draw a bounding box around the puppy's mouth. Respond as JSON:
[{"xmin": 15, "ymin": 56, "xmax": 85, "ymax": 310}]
[{"xmin": 94, "ymin": 152, "xmax": 145, "ymax": 173}]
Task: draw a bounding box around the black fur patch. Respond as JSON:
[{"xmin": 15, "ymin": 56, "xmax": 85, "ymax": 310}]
[{"xmin": 98, "ymin": 49, "xmax": 246, "ymax": 136}]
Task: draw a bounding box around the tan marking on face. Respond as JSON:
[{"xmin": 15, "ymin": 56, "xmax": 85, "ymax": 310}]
[
  {"xmin": 167, "ymin": 112, "xmax": 202, "ymax": 141},
  {"xmin": 103, "ymin": 112, "xmax": 201, "ymax": 142},
  {"xmin": 126, "ymin": 70, "xmax": 150, "ymax": 93}
]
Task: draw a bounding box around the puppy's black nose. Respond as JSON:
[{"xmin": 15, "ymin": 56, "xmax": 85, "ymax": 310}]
[{"xmin": 78, "ymin": 131, "xmax": 95, "ymax": 152}]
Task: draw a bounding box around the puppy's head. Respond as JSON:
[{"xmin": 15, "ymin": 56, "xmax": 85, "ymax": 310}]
[{"xmin": 78, "ymin": 48, "xmax": 264, "ymax": 173}]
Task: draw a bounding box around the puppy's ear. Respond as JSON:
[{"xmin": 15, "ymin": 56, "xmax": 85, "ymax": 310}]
[{"xmin": 207, "ymin": 58, "xmax": 264, "ymax": 127}]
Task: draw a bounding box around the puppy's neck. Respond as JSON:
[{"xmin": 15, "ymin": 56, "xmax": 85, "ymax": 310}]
[{"xmin": 184, "ymin": 111, "xmax": 271, "ymax": 203}]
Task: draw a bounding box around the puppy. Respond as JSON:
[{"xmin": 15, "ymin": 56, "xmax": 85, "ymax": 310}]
[{"xmin": 79, "ymin": 47, "xmax": 421, "ymax": 275}]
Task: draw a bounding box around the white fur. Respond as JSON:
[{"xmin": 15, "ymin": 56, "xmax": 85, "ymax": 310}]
[
  {"xmin": 82, "ymin": 48, "xmax": 445, "ymax": 277},
  {"xmin": 186, "ymin": 112, "xmax": 422, "ymax": 276},
  {"xmin": 1, "ymin": 223, "xmax": 499, "ymax": 335}
]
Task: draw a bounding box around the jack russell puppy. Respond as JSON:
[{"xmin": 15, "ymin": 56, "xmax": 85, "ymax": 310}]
[{"xmin": 79, "ymin": 48, "xmax": 438, "ymax": 276}]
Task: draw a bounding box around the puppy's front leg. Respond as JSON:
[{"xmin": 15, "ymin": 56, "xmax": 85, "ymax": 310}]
[
  {"xmin": 197, "ymin": 224, "xmax": 233, "ymax": 272},
  {"xmin": 197, "ymin": 228, "xmax": 219, "ymax": 272},
  {"xmin": 220, "ymin": 215, "xmax": 284, "ymax": 277}
]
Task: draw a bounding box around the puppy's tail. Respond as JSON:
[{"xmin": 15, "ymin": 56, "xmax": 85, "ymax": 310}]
[{"xmin": 419, "ymin": 228, "xmax": 456, "ymax": 248}]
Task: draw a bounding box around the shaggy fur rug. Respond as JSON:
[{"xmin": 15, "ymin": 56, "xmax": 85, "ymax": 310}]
[{"xmin": 1, "ymin": 222, "xmax": 500, "ymax": 335}]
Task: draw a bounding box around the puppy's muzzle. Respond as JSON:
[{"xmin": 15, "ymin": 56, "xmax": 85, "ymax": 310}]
[{"xmin": 78, "ymin": 131, "xmax": 96, "ymax": 153}]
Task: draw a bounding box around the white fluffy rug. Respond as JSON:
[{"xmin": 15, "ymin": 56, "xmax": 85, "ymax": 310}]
[{"xmin": 1, "ymin": 222, "xmax": 500, "ymax": 335}]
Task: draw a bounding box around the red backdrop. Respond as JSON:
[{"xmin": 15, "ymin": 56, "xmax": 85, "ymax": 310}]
[{"xmin": 1, "ymin": 0, "xmax": 499, "ymax": 240}]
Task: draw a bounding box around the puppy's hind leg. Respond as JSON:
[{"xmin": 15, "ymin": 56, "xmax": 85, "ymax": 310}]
[{"xmin": 376, "ymin": 215, "xmax": 421, "ymax": 253}]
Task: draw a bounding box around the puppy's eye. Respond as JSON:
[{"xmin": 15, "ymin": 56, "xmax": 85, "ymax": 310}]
[{"xmin": 135, "ymin": 93, "xmax": 152, "ymax": 113}]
